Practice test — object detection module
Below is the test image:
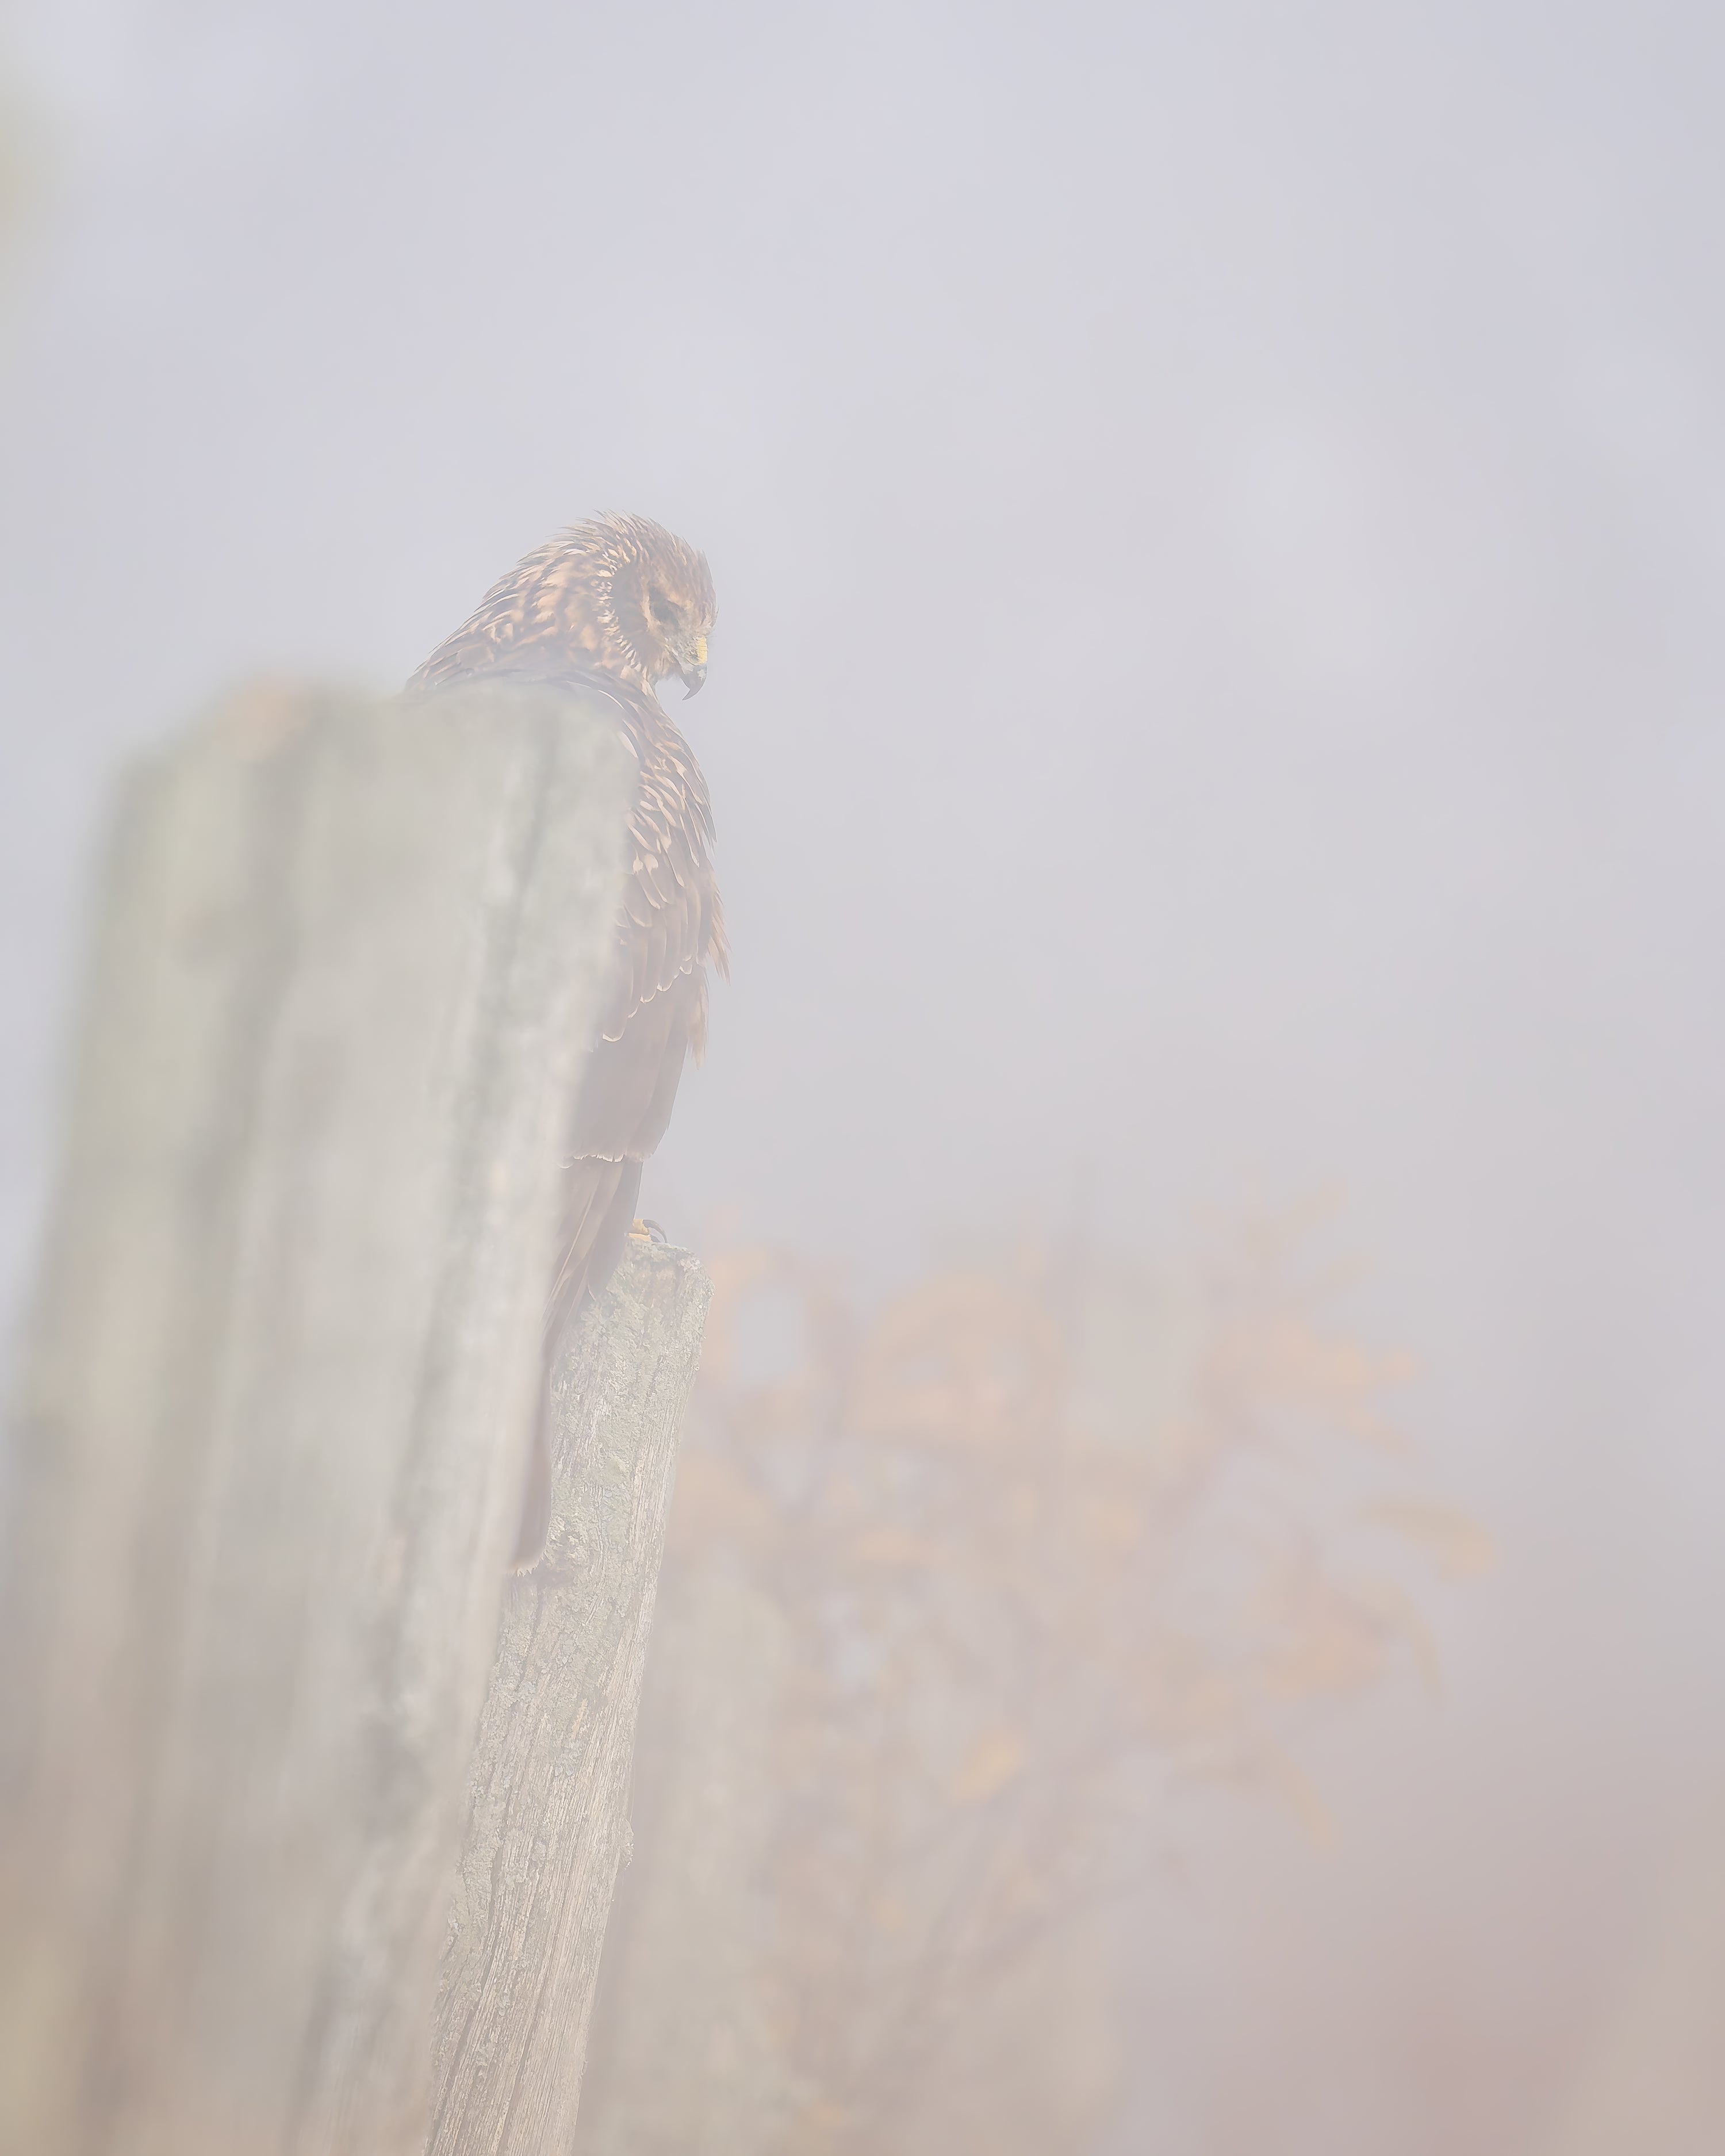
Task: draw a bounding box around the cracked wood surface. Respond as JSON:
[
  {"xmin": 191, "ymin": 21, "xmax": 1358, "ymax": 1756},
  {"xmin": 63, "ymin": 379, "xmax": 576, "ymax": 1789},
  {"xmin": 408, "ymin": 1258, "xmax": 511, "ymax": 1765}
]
[{"xmin": 429, "ymin": 1236, "xmax": 710, "ymax": 2156}]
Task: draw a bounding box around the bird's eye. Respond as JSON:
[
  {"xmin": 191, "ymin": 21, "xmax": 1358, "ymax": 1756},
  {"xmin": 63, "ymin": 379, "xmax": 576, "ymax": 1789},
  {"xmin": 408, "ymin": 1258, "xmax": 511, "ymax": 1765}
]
[{"xmin": 650, "ymin": 585, "xmax": 677, "ymax": 623}]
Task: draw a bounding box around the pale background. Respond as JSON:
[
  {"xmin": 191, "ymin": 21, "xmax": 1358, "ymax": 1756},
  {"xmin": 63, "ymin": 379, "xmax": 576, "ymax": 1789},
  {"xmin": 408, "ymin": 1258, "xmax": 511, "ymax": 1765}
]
[{"xmin": 2, "ymin": 4, "xmax": 1722, "ymax": 2149}]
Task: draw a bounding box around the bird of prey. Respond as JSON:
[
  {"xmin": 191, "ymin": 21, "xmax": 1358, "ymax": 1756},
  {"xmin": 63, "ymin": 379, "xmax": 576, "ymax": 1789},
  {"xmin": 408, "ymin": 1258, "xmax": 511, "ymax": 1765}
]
[{"xmin": 409, "ymin": 512, "xmax": 724, "ymax": 1567}]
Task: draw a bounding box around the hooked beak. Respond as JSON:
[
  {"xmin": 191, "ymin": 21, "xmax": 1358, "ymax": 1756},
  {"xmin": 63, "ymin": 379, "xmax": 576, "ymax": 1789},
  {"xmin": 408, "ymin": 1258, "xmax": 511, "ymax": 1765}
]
[{"xmin": 680, "ymin": 633, "xmax": 708, "ymax": 699}]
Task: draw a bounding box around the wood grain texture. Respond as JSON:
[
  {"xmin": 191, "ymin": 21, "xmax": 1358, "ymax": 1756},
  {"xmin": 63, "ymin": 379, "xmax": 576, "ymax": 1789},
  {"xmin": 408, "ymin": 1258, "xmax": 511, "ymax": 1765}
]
[
  {"xmin": 428, "ymin": 1236, "xmax": 711, "ymax": 2156},
  {"xmin": 0, "ymin": 679, "xmax": 635, "ymax": 2156}
]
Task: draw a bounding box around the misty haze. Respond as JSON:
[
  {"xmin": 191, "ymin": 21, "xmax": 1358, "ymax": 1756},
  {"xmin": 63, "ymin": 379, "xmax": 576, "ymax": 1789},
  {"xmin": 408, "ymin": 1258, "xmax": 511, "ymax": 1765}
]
[{"xmin": 2, "ymin": 5, "xmax": 1722, "ymax": 2153}]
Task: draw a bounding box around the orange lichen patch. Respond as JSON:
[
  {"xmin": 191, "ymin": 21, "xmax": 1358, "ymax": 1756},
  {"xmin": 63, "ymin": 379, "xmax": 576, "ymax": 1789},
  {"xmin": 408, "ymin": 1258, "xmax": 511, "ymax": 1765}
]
[{"xmin": 207, "ymin": 678, "xmax": 319, "ymax": 760}]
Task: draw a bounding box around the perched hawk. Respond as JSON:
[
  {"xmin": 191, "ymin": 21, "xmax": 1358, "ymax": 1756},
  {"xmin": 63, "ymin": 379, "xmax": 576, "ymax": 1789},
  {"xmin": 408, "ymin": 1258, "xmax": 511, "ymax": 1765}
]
[{"xmin": 409, "ymin": 513, "xmax": 725, "ymax": 1567}]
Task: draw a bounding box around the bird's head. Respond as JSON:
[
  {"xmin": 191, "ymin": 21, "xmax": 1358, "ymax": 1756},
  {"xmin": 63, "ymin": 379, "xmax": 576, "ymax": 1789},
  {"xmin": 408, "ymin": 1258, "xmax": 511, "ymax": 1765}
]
[
  {"xmin": 581, "ymin": 512, "xmax": 715, "ymax": 699},
  {"xmin": 410, "ymin": 510, "xmax": 717, "ymax": 704}
]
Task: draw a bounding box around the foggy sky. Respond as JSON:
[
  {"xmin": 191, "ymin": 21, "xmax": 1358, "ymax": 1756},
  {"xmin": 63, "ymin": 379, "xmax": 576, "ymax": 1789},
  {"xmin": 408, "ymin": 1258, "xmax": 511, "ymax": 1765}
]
[{"xmin": 3, "ymin": 4, "xmax": 1723, "ymax": 2149}]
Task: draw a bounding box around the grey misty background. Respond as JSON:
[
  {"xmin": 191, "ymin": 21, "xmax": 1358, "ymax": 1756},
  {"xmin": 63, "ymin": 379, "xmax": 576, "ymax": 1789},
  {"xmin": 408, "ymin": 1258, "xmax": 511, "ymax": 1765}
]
[{"xmin": 2, "ymin": 1, "xmax": 1722, "ymax": 2149}]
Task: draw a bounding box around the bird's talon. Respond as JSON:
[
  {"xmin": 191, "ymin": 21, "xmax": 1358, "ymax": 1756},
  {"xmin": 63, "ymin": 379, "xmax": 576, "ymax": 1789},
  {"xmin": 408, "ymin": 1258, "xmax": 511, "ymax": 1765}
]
[{"xmin": 630, "ymin": 1217, "xmax": 668, "ymax": 1243}]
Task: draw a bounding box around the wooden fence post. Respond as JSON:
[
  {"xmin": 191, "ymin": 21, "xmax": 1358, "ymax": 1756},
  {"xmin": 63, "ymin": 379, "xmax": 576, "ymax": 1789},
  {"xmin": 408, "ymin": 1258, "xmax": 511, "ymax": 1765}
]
[
  {"xmin": 428, "ymin": 1235, "xmax": 711, "ymax": 2156},
  {"xmin": 0, "ymin": 677, "xmax": 683, "ymax": 2156}
]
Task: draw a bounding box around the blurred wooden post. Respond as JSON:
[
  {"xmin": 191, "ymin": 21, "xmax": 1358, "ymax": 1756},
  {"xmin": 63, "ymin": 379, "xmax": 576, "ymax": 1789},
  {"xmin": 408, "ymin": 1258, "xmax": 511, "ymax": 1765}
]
[
  {"xmin": 428, "ymin": 1235, "xmax": 711, "ymax": 2156},
  {"xmin": 0, "ymin": 679, "xmax": 658, "ymax": 2155}
]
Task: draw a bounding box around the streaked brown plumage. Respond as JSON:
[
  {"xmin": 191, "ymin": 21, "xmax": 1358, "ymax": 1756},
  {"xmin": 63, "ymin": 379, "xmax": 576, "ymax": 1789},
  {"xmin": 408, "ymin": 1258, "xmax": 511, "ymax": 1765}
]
[{"xmin": 409, "ymin": 513, "xmax": 725, "ymax": 1566}]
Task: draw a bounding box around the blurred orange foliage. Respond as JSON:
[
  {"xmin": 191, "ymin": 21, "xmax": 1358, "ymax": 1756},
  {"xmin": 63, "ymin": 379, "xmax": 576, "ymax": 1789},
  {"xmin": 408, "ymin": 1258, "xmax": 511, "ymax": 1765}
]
[{"xmin": 608, "ymin": 1205, "xmax": 1486, "ymax": 2153}]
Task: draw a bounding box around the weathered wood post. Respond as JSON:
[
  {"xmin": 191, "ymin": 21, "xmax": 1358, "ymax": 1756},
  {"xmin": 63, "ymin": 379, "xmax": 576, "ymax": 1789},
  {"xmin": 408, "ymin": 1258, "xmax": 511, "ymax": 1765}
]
[
  {"xmin": 428, "ymin": 1235, "xmax": 711, "ymax": 2156},
  {"xmin": 0, "ymin": 678, "xmax": 705, "ymax": 2155}
]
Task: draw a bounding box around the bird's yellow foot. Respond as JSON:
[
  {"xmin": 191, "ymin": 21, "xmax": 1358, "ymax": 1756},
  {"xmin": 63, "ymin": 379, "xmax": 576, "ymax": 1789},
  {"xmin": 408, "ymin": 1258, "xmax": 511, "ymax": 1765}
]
[{"xmin": 629, "ymin": 1217, "xmax": 668, "ymax": 1243}]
